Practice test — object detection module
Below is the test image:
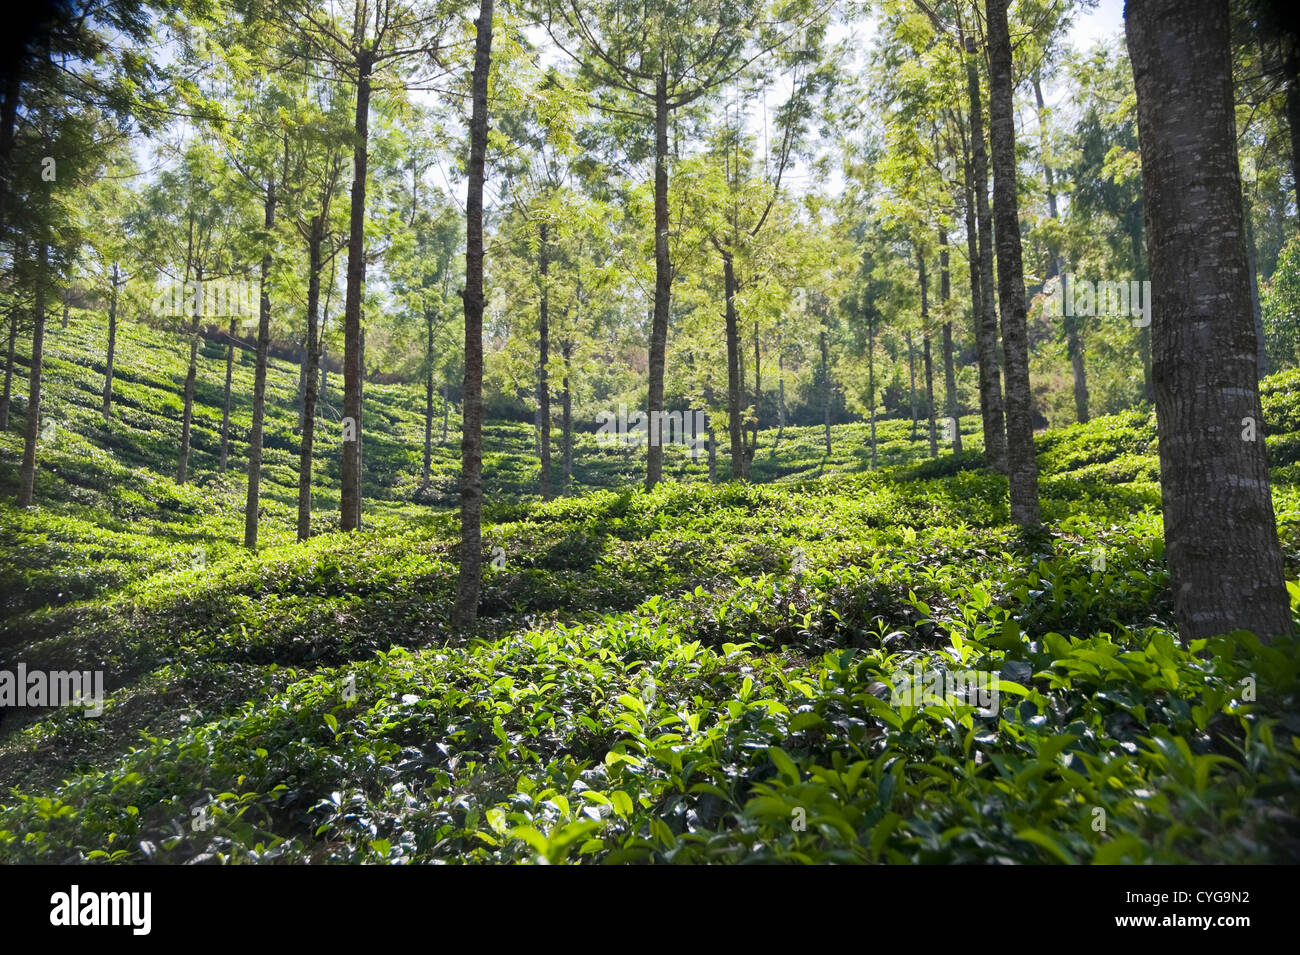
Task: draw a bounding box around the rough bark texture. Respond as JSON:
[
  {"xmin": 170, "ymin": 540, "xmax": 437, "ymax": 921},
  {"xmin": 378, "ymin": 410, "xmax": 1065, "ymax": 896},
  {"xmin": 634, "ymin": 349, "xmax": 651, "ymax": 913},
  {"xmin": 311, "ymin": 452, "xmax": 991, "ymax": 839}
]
[
  {"xmin": 1127, "ymin": 0, "xmax": 1291, "ymax": 642},
  {"xmin": 298, "ymin": 217, "xmax": 324, "ymax": 541},
  {"xmin": 341, "ymin": 53, "xmax": 372, "ymax": 532},
  {"xmin": 986, "ymin": 0, "xmax": 1042, "ymax": 527},
  {"xmin": 645, "ymin": 73, "xmax": 671, "ymax": 490},
  {"xmin": 17, "ymin": 242, "xmax": 46, "ymax": 507},
  {"xmin": 965, "ymin": 38, "xmax": 1009, "ymax": 473},
  {"xmin": 939, "ymin": 230, "xmax": 963, "ymax": 455},
  {"xmin": 452, "ymin": 0, "xmax": 493, "ymax": 631}
]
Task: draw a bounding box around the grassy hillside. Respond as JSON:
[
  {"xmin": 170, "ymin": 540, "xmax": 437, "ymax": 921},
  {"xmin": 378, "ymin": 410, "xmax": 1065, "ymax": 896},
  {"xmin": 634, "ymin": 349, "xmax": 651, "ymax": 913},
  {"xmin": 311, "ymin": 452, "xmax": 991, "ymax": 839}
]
[{"xmin": 1, "ymin": 311, "xmax": 1298, "ymax": 863}]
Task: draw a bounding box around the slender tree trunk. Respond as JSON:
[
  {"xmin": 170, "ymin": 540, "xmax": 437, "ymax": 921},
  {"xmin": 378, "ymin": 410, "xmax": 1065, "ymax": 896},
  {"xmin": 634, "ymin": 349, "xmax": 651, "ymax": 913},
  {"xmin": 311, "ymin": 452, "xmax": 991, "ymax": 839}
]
[
  {"xmin": 906, "ymin": 329, "xmax": 918, "ymax": 439},
  {"xmin": 341, "ymin": 52, "xmax": 373, "ymax": 532},
  {"xmin": 939, "ymin": 231, "xmax": 963, "ymax": 455},
  {"xmin": 646, "ymin": 72, "xmax": 671, "ymax": 490},
  {"xmin": 561, "ymin": 337, "xmax": 572, "ymax": 490},
  {"xmin": 537, "ymin": 223, "xmax": 552, "ymax": 499},
  {"xmin": 177, "ymin": 265, "xmax": 201, "ymax": 485},
  {"xmin": 1127, "ymin": 0, "xmax": 1291, "ymax": 642},
  {"xmin": 220, "ymin": 317, "xmax": 235, "ymax": 472},
  {"xmin": 298, "ymin": 218, "xmax": 324, "ymax": 541},
  {"xmin": 750, "ymin": 319, "xmax": 760, "ymax": 471},
  {"xmin": 2, "ymin": 309, "xmax": 18, "ymax": 431},
  {"xmin": 867, "ymin": 316, "xmax": 877, "ymax": 468},
  {"xmin": 919, "ymin": 246, "xmax": 937, "ymax": 457},
  {"xmin": 103, "ymin": 263, "xmax": 119, "ymax": 419},
  {"xmin": 723, "ymin": 253, "xmax": 744, "ymax": 480},
  {"xmin": 704, "ymin": 379, "xmax": 718, "ymax": 481},
  {"xmin": 245, "ymin": 179, "xmax": 277, "ymax": 549},
  {"xmin": 986, "ymin": 0, "xmax": 1042, "ymax": 528},
  {"xmin": 965, "ymin": 38, "xmax": 1009, "ymax": 472},
  {"xmin": 453, "ymin": 0, "xmax": 493, "ymax": 631},
  {"xmin": 442, "ymin": 377, "xmax": 449, "ymax": 443},
  {"xmin": 17, "ymin": 242, "xmax": 46, "ymax": 506},
  {"xmin": 820, "ymin": 320, "xmax": 832, "ymax": 455},
  {"xmin": 424, "ymin": 309, "xmax": 434, "ymax": 485}
]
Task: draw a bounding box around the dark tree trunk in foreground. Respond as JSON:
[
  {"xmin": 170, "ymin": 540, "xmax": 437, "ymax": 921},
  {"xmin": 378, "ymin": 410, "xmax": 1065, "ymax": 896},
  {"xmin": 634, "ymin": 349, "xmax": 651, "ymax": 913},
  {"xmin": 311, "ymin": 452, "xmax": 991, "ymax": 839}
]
[
  {"xmin": 103, "ymin": 264, "xmax": 119, "ymax": 419},
  {"xmin": 245, "ymin": 179, "xmax": 277, "ymax": 549},
  {"xmin": 453, "ymin": 0, "xmax": 493, "ymax": 631},
  {"xmin": 986, "ymin": 0, "xmax": 1042, "ymax": 528},
  {"xmin": 939, "ymin": 231, "xmax": 963, "ymax": 455},
  {"xmin": 298, "ymin": 216, "xmax": 325, "ymax": 541},
  {"xmin": 965, "ymin": 38, "xmax": 1008, "ymax": 473},
  {"xmin": 646, "ymin": 73, "xmax": 671, "ymax": 490},
  {"xmin": 17, "ymin": 242, "xmax": 46, "ymax": 507},
  {"xmin": 341, "ymin": 53, "xmax": 373, "ymax": 532},
  {"xmin": 537, "ymin": 223, "xmax": 552, "ymax": 499},
  {"xmin": 1127, "ymin": 0, "xmax": 1291, "ymax": 642}
]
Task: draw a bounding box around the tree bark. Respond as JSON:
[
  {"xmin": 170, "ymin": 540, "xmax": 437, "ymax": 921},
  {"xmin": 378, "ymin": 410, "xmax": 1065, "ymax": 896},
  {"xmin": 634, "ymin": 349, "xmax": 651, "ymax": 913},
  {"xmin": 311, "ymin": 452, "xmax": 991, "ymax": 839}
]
[
  {"xmin": 939, "ymin": 230, "xmax": 963, "ymax": 455},
  {"xmin": 17, "ymin": 242, "xmax": 46, "ymax": 507},
  {"xmin": 220, "ymin": 316, "xmax": 235, "ymax": 472},
  {"xmin": 560, "ymin": 336, "xmax": 573, "ymax": 490},
  {"xmin": 2, "ymin": 308, "xmax": 19, "ymax": 431},
  {"xmin": 820, "ymin": 320, "xmax": 832, "ymax": 455},
  {"xmin": 646, "ymin": 72, "xmax": 671, "ymax": 490},
  {"xmin": 919, "ymin": 246, "xmax": 937, "ymax": 457},
  {"xmin": 867, "ymin": 315, "xmax": 877, "ymax": 468},
  {"xmin": 965, "ymin": 38, "xmax": 1009, "ymax": 473},
  {"xmin": 986, "ymin": 0, "xmax": 1042, "ymax": 527},
  {"xmin": 245, "ymin": 178, "xmax": 277, "ymax": 549},
  {"xmin": 177, "ymin": 264, "xmax": 200, "ymax": 485},
  {"xmin": 453, "ymin": 0, "xmax": 493, "ymax": 631},
  {"xmin": 298, "ymin": 216, "xmax": 324, "ymax": 541},
  {"xmin": 341, "ymin": 52, "xmax": 372, "ymax": 532},
  {"xmin": 424, "ymin": 308, "xmax": 434, "ymax": 485},
  {"xmin": 1127, "ymin": 0, "xmax": 1291, "ymax": 642}
]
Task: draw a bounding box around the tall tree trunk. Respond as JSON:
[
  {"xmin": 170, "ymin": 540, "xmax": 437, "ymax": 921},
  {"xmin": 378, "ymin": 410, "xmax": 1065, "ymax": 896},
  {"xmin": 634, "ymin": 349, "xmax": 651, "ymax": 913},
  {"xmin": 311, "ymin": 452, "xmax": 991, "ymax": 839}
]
[
  {"xmin": 103, "ymin": 263, "xmax": 119, "ymax": 419},
  {"xmin": 537, "ymin": 223, "xmax": 552, "ymax": 499},
  {"xmin": 341, "ymin": 52, "xmax": 373, "ymax": 532},
  {"xmin": 704, "ymin": 378, "xmax": 718, "ymax": 482},
  {"xmin": 749, "ymin": 319, "xmax": 760, "ymax": 471},
  {"xmin": 919, "ymin": 246, "xmax": 937, "ymax": 457},
  {"xmin": 906, "ymin": 329, "xmax": 918, "ymax": 439},
  {"xmin": 939, "ymin": 231, "xmax": 963, "ymax": 455},
  {"xmin": 424, "ymin": 308, "xmax": 434, "ymax": 485},
  {"xmin": 560, "ymin": 336, "xmax": 572, "ymax": 490},
  {"xmin": 2, "ymin": 309, "xmax": 18, "ymax": 431},
  {"xmin": 965, "ymin": 38, "xmax": 1009, "ymax": 472},
  {"xmin": 220, "ymin": 316, "xmax": 235, "ymax": 472},
  {"xmin": 986, "ymin": 0, "xmax": 1042, "ymax": 528},
  {"xmin": 177, "ymin": 264, "xmax": 201, "ymax": 485},
  {"xmin": 723, "ymin": 253, "xmax": 744, "ymax": 480},
  {"xmin": 453, "ymin": 0, "xmax": 493, "ymax": 631},
  {"xmin": 245, "ymin": 179, "xmax": 277, "ymax": 549},
  {"xmin": 298, "ymin": 217, "xmax": 324, "ymax": 541},
  {"xmin": 820, "ymin": 321, "xmax": 832, "ymax": 455},
  {"xmin": 646, "ymin": 72, "xmax": 671, "ymax": 490},
  {"xmin": 442, "ymin": 377, "xmax": 449, "ymax": 444},
  {"xmin": 867, "ymin": 316, "xmax": 877, "ymax": 468},
  {"xmin": 1127, "ymin": 0, "xmax": 1291, "ymax": 642},
  {"xmin": 17, "ymin": 242, "xmax": 46, "ymax": 506}
]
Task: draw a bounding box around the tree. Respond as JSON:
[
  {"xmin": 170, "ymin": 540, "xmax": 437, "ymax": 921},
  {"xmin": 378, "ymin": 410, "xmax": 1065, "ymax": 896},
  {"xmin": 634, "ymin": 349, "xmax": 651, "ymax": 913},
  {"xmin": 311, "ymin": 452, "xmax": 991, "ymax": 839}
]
[
  {"xmin": 1127, "ymin": 0, "xmax": 1291, "ymax": 642},
  {"xmin": 985, "ymin": 0, "xmax": 1041, "ymax": 528},
  {"xmin": 453, "ymin": 0, "xmax": 493, "ymax": 632}
]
